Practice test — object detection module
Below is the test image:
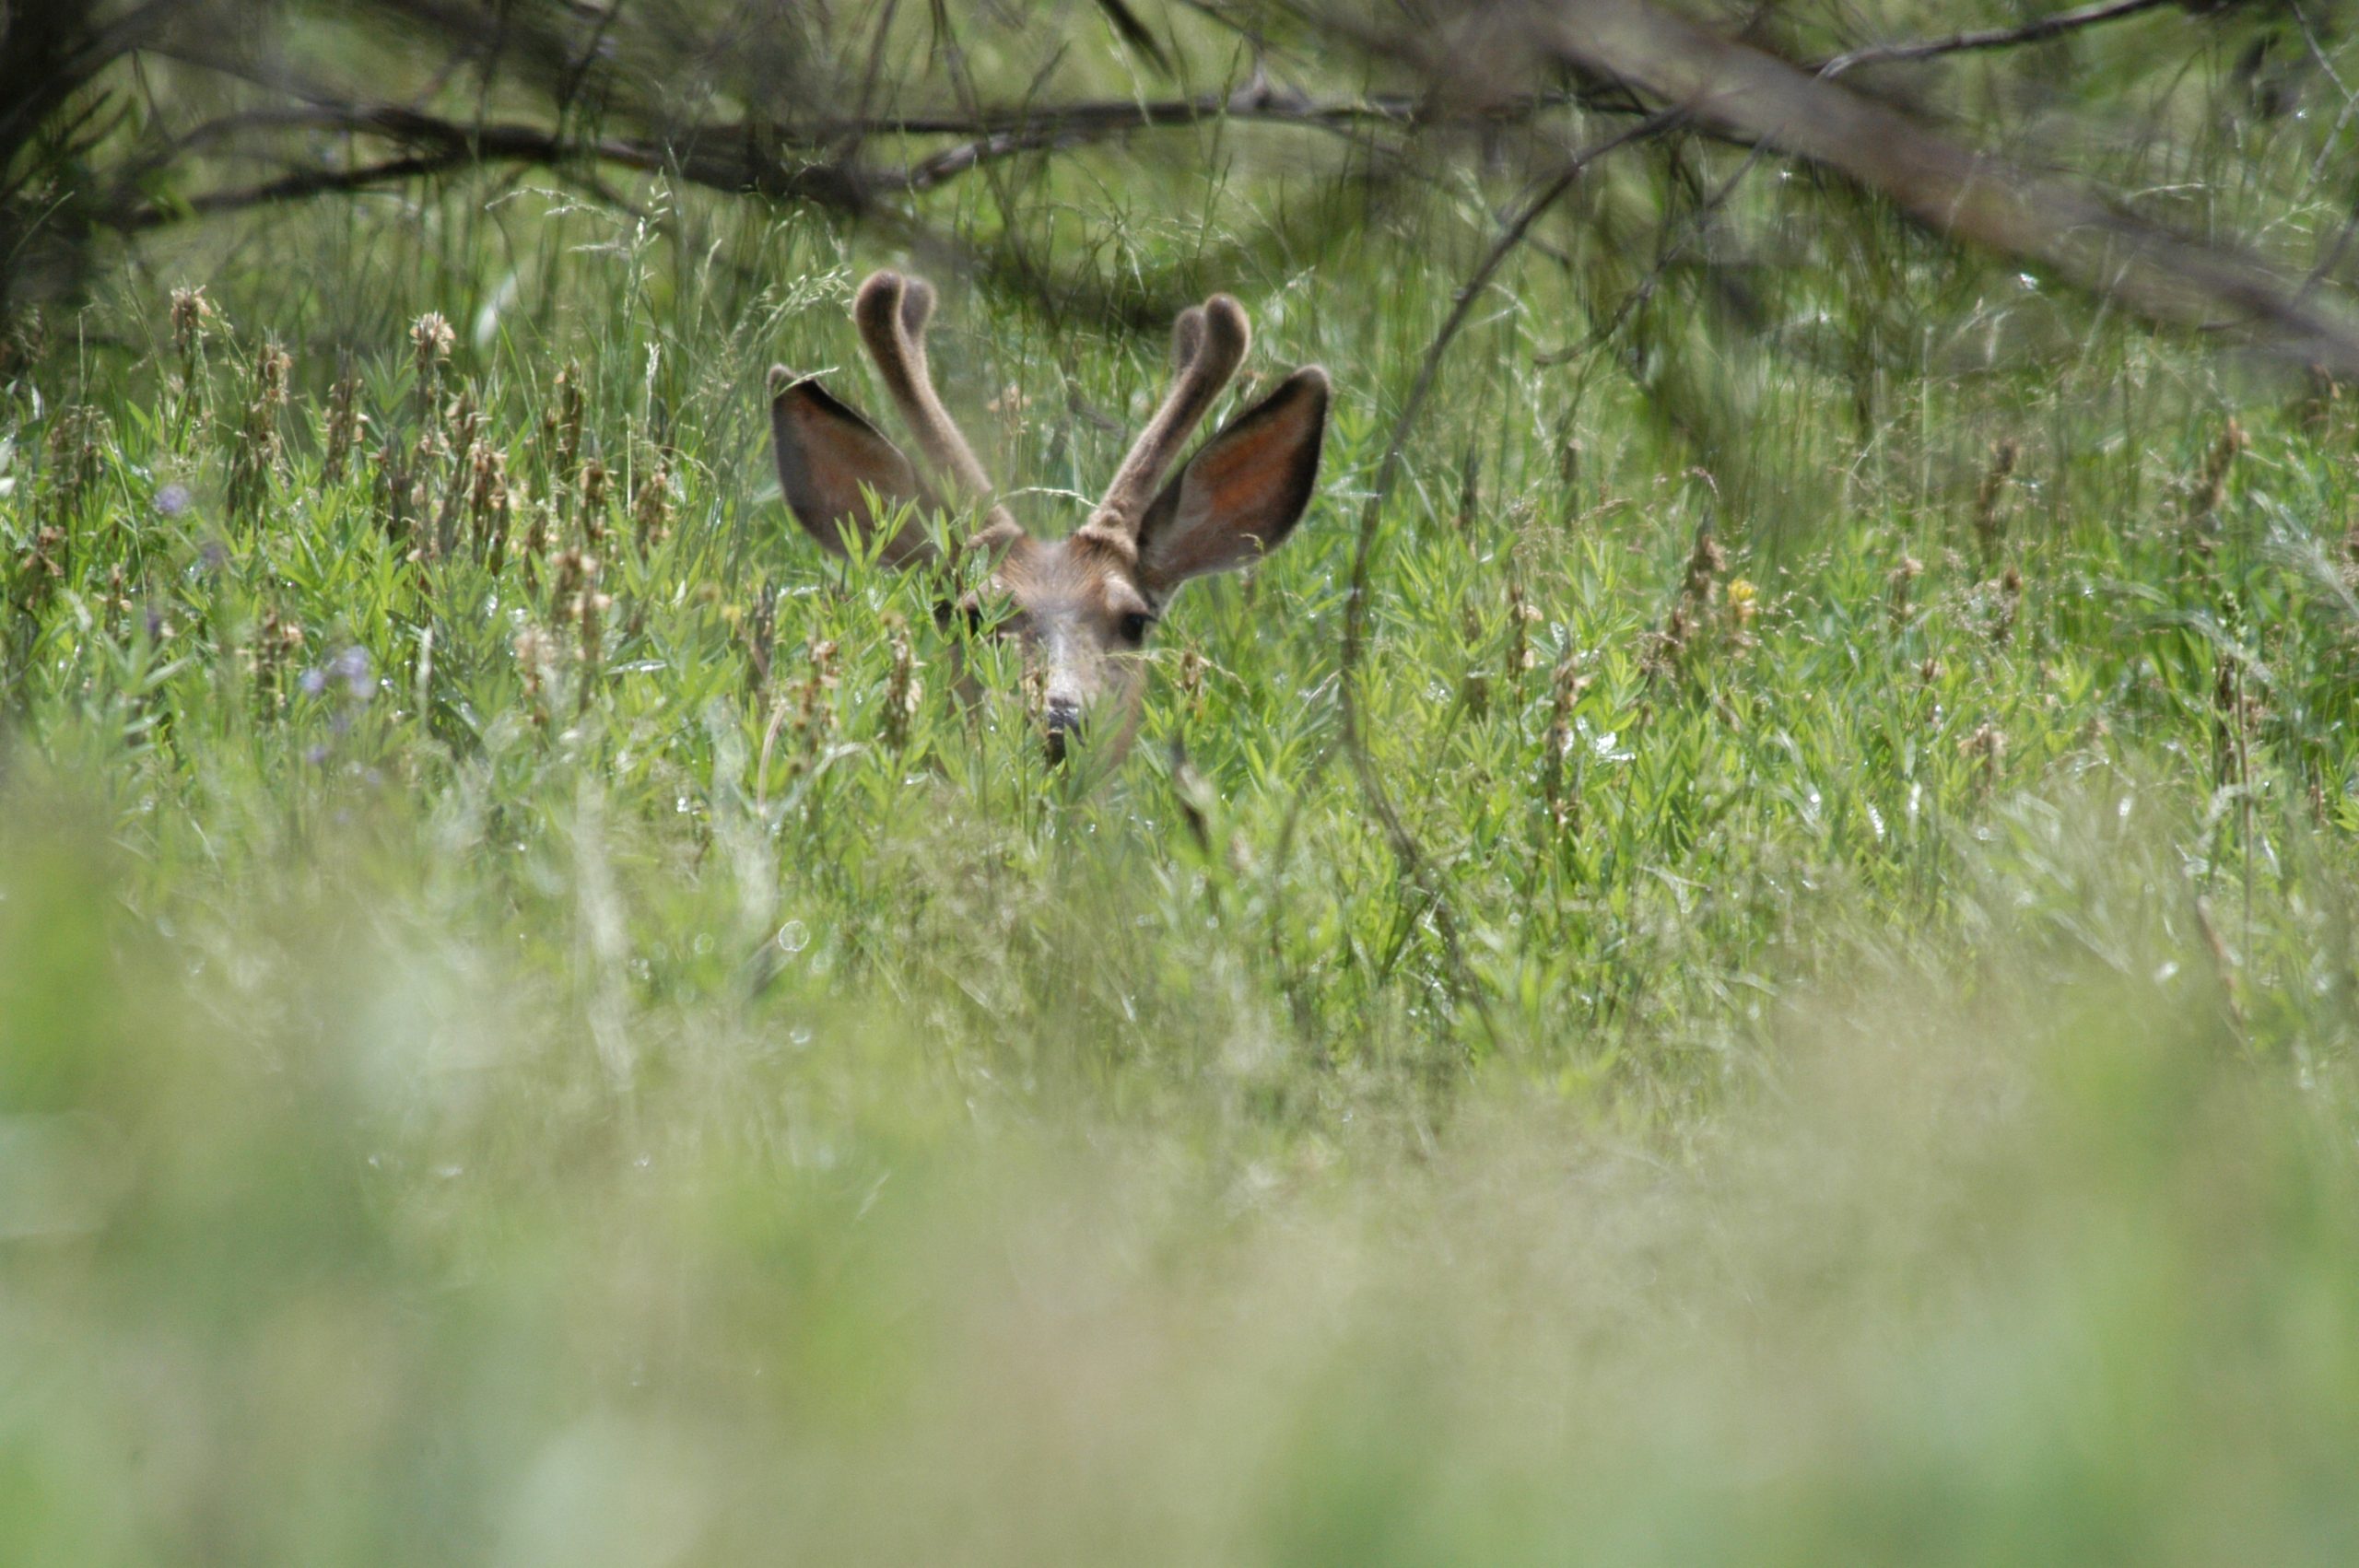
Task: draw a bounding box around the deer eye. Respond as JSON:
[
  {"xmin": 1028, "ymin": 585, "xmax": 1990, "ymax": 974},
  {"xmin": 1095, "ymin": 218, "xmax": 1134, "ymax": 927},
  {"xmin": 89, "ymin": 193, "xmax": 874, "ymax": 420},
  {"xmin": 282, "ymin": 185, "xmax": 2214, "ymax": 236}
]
[
  {"xmin": 956, "ymin": 594, "xmax": 1018, "ymax": 639},
  {"xmin": 1115, "ymin": 609, "xmax": 1154, "ymax": 647}
]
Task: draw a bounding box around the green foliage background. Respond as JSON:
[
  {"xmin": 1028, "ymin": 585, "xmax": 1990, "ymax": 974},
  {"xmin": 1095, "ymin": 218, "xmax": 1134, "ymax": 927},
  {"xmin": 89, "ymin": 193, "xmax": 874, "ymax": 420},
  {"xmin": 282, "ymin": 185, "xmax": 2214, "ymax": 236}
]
[{"xmin": 5, "ymin": 4, "xmax": 2359, "ymax": 1561}]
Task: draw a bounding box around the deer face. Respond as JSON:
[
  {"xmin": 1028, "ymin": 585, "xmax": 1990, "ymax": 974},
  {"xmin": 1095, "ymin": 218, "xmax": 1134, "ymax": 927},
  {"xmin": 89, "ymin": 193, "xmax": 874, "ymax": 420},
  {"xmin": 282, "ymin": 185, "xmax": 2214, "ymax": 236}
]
[
  {"xmin": 961, "ymin": 529, "xmax": 1156, "ymax": 762},
  {"xmin": 769, "ymin": 271, "xmax": 1327, "ymax": 766}
]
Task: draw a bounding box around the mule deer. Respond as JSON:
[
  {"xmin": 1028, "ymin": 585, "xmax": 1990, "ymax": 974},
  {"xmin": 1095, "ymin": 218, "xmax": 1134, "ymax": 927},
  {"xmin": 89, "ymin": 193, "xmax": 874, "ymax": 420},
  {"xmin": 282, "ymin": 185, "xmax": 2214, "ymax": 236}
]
[{"xmin": 769, "ymin": 270, "xmax": 1327, "ymax": 766}]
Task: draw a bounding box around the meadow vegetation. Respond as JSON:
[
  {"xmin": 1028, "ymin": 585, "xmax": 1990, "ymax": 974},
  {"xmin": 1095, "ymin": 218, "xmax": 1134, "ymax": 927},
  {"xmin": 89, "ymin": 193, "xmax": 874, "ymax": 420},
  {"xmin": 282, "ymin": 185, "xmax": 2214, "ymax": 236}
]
[{"xmin": 5, "ymin": 3, "xmax": 2359, "ymax": 1561}]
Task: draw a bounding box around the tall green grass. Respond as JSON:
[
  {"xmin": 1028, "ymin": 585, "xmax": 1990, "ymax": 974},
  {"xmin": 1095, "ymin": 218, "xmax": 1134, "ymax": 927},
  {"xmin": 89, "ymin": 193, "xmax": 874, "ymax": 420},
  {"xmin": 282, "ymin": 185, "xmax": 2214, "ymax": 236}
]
[{"xmin": 6, "ymin": 10, "xmax": 2359, "ymax": 1556}]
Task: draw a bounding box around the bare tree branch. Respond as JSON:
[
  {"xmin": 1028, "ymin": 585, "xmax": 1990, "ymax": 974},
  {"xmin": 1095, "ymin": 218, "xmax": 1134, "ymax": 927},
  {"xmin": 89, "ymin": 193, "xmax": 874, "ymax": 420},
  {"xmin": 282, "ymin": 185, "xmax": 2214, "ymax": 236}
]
[
  {"xmin": 93, "ymin": 80, "xmax": 1625, "ymax": 236},
  {"xmin": 1528, "ymin": 0, "xmax": 2359, "ymax": 375},
  {"xmin": 1816, "ymin": 0, "xmax": 2181, "ymax": 77}
]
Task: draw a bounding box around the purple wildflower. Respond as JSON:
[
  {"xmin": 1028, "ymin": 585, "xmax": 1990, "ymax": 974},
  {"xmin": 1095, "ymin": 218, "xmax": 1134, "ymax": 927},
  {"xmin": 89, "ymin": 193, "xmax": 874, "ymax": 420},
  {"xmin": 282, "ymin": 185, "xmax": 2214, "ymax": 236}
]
[
  {"xmin": 331, "ymin": 646, "xmax": 371, "ymax": 699},
  {"xmin": 156, "ymin": 483, "xmax": 193, "ymax": 518},
  {"xmin": 299, "ymin": 667, "xmax": 329, "ymax": 697}
]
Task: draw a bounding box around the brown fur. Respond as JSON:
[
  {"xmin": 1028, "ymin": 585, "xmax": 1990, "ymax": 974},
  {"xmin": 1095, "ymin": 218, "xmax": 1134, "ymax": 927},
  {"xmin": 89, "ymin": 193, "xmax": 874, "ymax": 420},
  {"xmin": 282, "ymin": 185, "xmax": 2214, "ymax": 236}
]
[{"xmin": 770, "ymin": 271, "xmax": 1329, "ymax": 766}]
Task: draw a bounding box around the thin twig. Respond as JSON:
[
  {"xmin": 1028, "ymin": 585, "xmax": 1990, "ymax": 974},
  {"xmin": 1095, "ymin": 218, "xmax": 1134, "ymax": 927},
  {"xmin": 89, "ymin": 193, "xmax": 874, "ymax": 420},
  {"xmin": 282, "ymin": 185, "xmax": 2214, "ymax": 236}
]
[{"xmin": 1815, "ymin": 0, "xmax": 2177, "ymax": 77}]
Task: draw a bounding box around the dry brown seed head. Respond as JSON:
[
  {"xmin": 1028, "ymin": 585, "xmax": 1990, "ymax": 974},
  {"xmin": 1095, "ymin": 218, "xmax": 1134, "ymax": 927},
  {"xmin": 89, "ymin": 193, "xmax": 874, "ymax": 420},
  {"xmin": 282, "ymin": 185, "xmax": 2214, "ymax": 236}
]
[
  {"xmin": 2192, "ymin": 417, "xmax": 2247, "ymax": 521},
  {"xmin": 1549, "ymin": 667, "xmax": 1592, "ymax": 725},
  {"xmin": 170, "ymin": 287, "xmax": 213, "ymax": 357},
  {"xmin": 1888, "ymin": 556, "xmax": 1924, "ymax": 626},
  {"xmin": 257, "ymin": 342, "xmax": 291, "ymax": 407},
  {"xmin": 580, "ymin": 459, "xmax": 610, "ymax": 546},
  {"xmin": 1973, "ymin": 439, "xmax": 2019, "ymax": 551},
  {"xmin": 443, "ymin": 388, "xmax": 480, "ymax": 459},
  {"xmin": 631, "ymin": 462, "xmax": 672, "ymax": 550},
  {"xmin": 1682, "ymin": 532, "xmax": 1726, "ymax": 601},
  {"xmin": 323, "ymin": 376, "xmax": 364, "ymax": 484},
  {"xmin": 411, "ymin": 313, "xmax": 455, "ymax": 380},
  {"xmin": 883, "ymin": 630, "xmax": 921, "ymax": 747},
  {"xmin": 553, "ymin": 361, "xmax": 586, "ymax": 484}
]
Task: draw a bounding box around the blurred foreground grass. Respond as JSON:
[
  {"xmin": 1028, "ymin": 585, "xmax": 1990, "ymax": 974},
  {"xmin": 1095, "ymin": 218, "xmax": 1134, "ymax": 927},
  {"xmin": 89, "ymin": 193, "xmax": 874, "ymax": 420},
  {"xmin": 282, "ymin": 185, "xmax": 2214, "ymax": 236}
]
[
  {"xmin": 3, "ymin": 781, "xmax": 2356, "ymax": 1564},
  {"xmin": 9, "ymin": 8, "xmax": 2359, "ymax": 1553}
]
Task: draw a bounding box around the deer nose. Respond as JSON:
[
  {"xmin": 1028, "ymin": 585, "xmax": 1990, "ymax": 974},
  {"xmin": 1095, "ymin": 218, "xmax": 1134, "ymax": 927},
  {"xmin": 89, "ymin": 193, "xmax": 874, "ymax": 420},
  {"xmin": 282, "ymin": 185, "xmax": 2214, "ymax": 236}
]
[{"xmin": 1042, "ymin": 696, "xmax": 1084, "ymax": 764}]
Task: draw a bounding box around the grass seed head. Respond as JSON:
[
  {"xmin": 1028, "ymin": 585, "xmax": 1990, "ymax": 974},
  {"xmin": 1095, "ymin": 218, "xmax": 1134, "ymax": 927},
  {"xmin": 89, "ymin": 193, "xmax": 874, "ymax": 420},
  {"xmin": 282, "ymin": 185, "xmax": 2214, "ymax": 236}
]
[
  {"xmin": 1649, "ymin": 530, "xmax": 1731, "ymax": 679},
  {"xmin": 373, "ymin": 432, "xmax": 416, "ymax": 545},
  {"xmin": 1990, "ymin": 565, "xmax": 2025, "ymax": 647},
  {"xmin": 405, "ymin": 428, "xmax": 444, "ymax": 557},
  {"xmin": 1542, "ymin": 654, "xmax": 1590, "ymax": 827},
  {"xmin": 442, "ymin": 387, "xmax": 481, "ymax": 466},
  {"xmin": 410, "ymin": 312, "xmax": 454, "ymax": 382},
  {"xmin": 322, "ymin": 374, "xmax": 364, "ymax": 485},
  {"xmin": 226, "ymin": 340, "xmax": 294, "ymax": 521},
  {"xmin": 631, "ymin": 462, "xmax": 673, "ymax": 552},
  {"xmin": 467, "ymin": 441, "xmax": 511, "ymax": 563},
  {"xmin": 883, "ymin": 625, "xmax": 921, "ymax": 750},
  {"xmin": 1889, "ymin": 556, "xmax": 1924, "ymax": 628},
  {"xmin": 1972, "ymin": 438, "xmax": 2019, "ymax": 557},
  {"xmin": 1175, "ymin": 645, "xmax": 1207, "ymax": 720},
  {"xmin": 1961, "ymin": 721, "xmax": 2005, "ymax": 795},
  {"xmin": 169, "ymin": 287, "xmax": 213, "ymax": 368},
  {"xmin": 788, "ymin": 638, "xmax": 842, "ymax": 765},
  {"xmin": 512, "ymin": 624, "xmax": 557, "ymax": 721},
  {"xmin": 1681, "ymin": 532, "xmax": 1725, "ymax": 603},
  {"xmin": 252, "ymin": 608, "xmax": 306, "ymax": 710},
  {"xmin": 1507, "ymin": 580, "xmax": 1542, "ymax": 674},
  {"xmin": 550, "ymin": 360, "xmax": 586, "ymax": 492},
  {"xmin": 581, "ymin": 459, "xmax": 610, "ymax": 548},
  {"xmin": 577, "ymin": 590, "xmax": 611, "ymax": 671},
  {"xmin": 550, "ymin": 549, "xmax": 594, "ymax": 618},
  {"xmin": 10, "ymin": 527, "xmax": 68, "ymax": 615}
]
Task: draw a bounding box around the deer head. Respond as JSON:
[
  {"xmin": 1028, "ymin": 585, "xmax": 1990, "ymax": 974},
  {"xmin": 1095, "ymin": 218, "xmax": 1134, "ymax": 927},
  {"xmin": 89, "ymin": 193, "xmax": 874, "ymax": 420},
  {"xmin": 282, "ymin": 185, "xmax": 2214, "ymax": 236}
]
[{"xmin": 769, "ymin": 270, "xmax": 1327, "ymax": 766}]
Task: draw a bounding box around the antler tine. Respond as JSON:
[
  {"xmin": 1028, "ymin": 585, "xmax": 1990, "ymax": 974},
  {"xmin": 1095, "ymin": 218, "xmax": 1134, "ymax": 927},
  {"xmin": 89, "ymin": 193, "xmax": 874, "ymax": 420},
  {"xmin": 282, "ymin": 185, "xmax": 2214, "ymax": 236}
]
[
  {"xmin": 851, "ymin": 271, "xmax": 1009, "ymax": 530},
  {"xmin": 1168, "ymin": 303, "xmax": 1206, "ymax": 375},
  {"xmin": 1088, "ymin": 294, "xmax": 1250, "ymax": 539}
]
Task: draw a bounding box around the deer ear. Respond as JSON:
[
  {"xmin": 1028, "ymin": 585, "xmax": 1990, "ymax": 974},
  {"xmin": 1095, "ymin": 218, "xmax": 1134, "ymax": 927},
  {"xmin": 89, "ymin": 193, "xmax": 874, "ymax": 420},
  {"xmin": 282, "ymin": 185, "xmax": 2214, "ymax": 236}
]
[
  {"xmin": 769, "ymin": 369, "xmax": 938, "ymax": 568},
  {"xmin": 1136, "ymin": 367, "xmax": 1327, "ymax": 592}
]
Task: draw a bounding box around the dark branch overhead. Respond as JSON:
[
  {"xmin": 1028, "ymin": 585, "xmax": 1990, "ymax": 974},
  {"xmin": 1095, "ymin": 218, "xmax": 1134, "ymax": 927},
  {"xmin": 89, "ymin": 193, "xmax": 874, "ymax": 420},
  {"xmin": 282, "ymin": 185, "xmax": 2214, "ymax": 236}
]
[
  {"xmin": 1814, "ymin": 0, "xmax": 2179, "ymax": 77},
  {"xmin": 2, "ymin": 0, "xmax": 2348, "ymax": 373},
  {"xmin": 100, "ymin": 85, "xmax": 1625, "ymax": 234}
]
